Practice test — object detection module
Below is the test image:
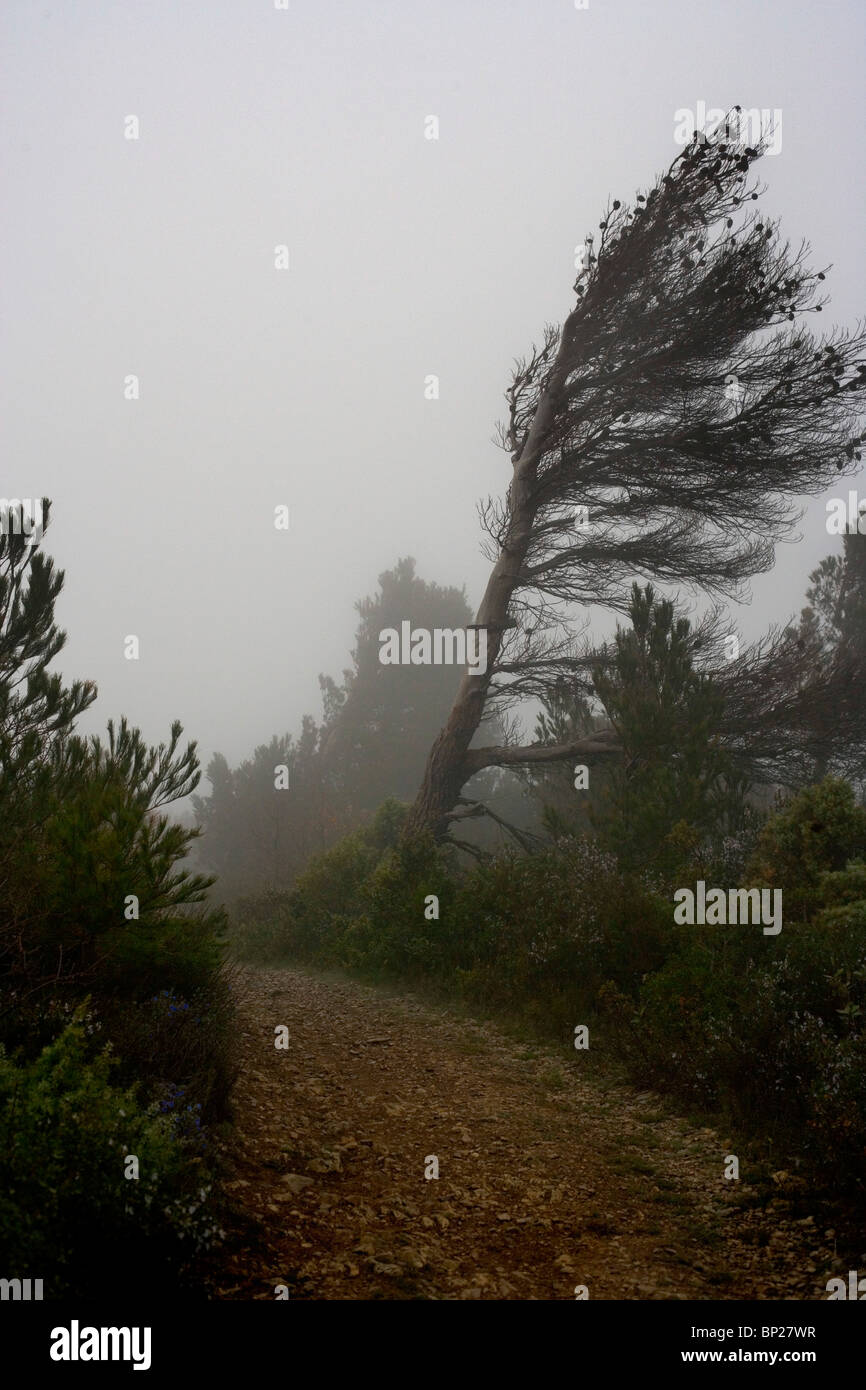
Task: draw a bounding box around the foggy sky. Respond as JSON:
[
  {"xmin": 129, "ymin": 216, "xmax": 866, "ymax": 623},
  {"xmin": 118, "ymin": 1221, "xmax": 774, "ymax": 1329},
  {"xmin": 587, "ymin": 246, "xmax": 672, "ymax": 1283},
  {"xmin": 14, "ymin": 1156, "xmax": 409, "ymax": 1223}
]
[{"xmin": 2, "ymin": 0, "xmax": 864, "ymax": 782}]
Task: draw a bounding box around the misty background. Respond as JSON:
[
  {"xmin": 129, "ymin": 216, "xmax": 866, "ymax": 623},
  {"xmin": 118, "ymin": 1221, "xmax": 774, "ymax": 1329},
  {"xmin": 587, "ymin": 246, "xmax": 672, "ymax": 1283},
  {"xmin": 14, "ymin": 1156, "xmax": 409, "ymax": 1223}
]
[{"xmin": 2, "ymin": 0, "xmax": 864, "ymax": 789}]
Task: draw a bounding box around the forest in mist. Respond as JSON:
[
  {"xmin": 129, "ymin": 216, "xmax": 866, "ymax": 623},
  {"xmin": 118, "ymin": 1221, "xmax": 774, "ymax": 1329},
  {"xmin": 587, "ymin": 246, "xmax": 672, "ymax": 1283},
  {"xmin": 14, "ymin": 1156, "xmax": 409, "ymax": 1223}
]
[{"xmin": 2, "ymin": 0, "xmax": 866, "ymax": 1335}]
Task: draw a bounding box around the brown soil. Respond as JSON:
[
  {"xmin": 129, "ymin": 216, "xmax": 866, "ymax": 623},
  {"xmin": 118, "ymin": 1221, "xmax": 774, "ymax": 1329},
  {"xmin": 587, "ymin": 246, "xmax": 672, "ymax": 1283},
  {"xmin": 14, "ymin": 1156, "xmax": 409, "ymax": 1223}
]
[{"xmin": 210, "ymin": 965, "xmax": 840, "ymax": 1300}]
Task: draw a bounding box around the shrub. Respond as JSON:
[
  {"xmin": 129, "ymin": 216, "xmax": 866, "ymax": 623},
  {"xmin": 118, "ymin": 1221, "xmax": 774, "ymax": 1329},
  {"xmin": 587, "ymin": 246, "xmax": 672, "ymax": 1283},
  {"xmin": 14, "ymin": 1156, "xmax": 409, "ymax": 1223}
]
[
  {"xmin": 747, "ymin": 778, "xmax": 866, "ymax": 921},
  {"xmin": 96, "ymin": 966, "xmax": 238, "ymax": 1125},
  {"xmin": 339, "ymin": 831, "xmax": 455, "ymax": 976},
  {"xmin": 0, "ymin": 1011, "xmax": 224, "ymax": 1297},
  {"xmin": 0, "ymin": 510, "xmax": 234, "ymax": 1296},
  {"xmin": 231, "ymin": 798, "xmax": 409, "ymax": 963},
  {"xmin": 602, "ymin": 913, "xmax": 866, "ymax": 1198},
  {"xmin": 232, "ymin": 825, "xmax": 673, "ymax": 1033}
]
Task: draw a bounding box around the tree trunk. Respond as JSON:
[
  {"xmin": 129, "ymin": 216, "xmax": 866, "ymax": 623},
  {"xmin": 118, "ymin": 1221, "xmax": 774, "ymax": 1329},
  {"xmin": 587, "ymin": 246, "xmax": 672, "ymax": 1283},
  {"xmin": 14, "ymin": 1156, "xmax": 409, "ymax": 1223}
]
[{"xmin": 404, "ymin": 326, "xmax": 578, "ymax": 840}]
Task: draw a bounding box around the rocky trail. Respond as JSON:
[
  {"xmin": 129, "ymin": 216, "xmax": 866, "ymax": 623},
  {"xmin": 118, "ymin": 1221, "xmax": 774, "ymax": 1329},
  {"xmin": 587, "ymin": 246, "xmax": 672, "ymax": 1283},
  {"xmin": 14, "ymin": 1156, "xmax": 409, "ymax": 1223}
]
[{"xmin": 210, "ymin": 966, "xmax": 839, "ymax": 1301}]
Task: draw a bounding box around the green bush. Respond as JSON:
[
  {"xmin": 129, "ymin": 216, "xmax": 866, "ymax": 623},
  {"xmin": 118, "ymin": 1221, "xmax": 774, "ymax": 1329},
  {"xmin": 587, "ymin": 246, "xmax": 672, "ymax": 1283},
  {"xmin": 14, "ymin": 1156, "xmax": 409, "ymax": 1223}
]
[
  {"xmin": 12, "ymin": 719, "xmax": 230, "ymax": 1009},
  {"xmin": 232, "ymin": 826, "xmax": 673, "ymax": 1032},
  {"xmin": 816, "ymin": 858, "xmax": 866, "ymax": 912},
  {"xmin": 231, "ymin": 798, "xmax": 410, "ymax": 963},
  {"xmin": 602, "ymin": 914, "xmax": 866, "ymax": 1197},
  {"xmin": 747, "ymin": 778, "xmax": 866, "ymax": 921},
  {"xmin": 340, "ymin": 831, "xmax": 456, "ymax": 975},
  {"xmin": 0, "ymin": 508, "xmax": 235, "ymax": 1295},
  {"xmin": 97, "ymin": 968, "xmax": 237, "ymax": 1125},
  {"xmin": 0, "ymin": 1011, "xmax": 224, "ymax": 1297}
]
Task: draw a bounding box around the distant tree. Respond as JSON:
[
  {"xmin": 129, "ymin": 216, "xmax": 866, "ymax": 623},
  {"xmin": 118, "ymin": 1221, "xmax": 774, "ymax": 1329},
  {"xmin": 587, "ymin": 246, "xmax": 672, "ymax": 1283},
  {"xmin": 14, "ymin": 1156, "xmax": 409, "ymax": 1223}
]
[
  {"xmin": 404, "ymin": 117, "xmax": 866, "ymax": 841},
  {"xmin": 798, "ymin": 530, "xmax": 866, "ymax": 661},
  {"xmin": 778, "ymin": 530, "xmax": 866, "ymax": 785},
  {"xmin": 318, "ymin": 556, "xmax": 498, "ymax": 816},
  {"xmin": 191, "ymin": 719, "xmax": 347, "ymax": 901},
  {"xmin": 193, "ymin": 558, "xmax": 505, "ymax": 892}
]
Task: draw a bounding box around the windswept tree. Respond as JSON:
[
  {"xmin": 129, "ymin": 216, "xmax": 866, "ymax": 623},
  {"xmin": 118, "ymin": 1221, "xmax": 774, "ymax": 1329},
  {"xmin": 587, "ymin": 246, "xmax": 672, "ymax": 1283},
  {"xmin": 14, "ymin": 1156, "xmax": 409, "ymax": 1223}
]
[{"xmin": 406, "ymin": 114, "xmax": 866, "ymax": 842}]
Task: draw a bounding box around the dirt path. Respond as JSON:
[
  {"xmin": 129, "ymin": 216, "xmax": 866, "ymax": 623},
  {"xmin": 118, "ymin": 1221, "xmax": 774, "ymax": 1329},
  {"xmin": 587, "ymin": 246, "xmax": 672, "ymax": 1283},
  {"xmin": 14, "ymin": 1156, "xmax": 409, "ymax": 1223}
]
[{"xmin": 211, "ymin": 966, "xmax": 836, "ymax": 1300}]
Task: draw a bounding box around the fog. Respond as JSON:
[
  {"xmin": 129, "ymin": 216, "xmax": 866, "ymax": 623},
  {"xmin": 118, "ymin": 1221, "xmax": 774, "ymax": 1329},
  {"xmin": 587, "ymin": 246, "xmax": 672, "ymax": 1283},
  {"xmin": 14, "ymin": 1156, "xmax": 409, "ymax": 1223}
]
[{"xmin": 3, "ymin": 0, "xmax": 864, "ymax": 777}]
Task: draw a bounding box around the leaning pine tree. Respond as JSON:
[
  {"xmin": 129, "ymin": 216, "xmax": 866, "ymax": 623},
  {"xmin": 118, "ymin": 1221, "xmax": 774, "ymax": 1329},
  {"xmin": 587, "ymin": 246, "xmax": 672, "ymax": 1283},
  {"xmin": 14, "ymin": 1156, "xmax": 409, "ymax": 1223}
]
[{"xmin": 406, "ymin": 112, "xmax": 866, "ymax": 842}]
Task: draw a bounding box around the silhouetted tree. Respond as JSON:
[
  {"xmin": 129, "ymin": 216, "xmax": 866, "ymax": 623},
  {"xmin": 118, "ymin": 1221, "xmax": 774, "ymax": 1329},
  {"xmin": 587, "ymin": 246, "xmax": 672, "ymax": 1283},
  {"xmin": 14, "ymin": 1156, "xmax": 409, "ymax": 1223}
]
[
  {"xmin": 406, "ymin": 116, "xmax": 866, "ymax": 840},
  {"xmin": 771, "ymin": 530, "xmax": 866, "ymax": 785},
  {"xmin": 193, "ymin": 558, "xmax": 510, "ymax": 891},
  {"xmin": 191, "ymin": 719, "xmax": 345, "ymax": 901},
  {"xmin": 318, "ymin": 557, "xmax": 481, "ymax": 815},
  {"xmin": 799, "ymin": 530, "xmax": 866, "ymax": 660}
]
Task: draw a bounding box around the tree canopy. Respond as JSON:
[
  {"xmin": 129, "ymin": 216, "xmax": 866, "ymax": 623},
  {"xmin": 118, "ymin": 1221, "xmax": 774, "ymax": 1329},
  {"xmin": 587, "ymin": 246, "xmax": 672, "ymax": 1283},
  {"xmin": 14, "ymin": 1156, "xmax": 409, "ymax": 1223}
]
[{"xmin": 406, "ymin": 114, "xmax": 866, "ymax": 841}]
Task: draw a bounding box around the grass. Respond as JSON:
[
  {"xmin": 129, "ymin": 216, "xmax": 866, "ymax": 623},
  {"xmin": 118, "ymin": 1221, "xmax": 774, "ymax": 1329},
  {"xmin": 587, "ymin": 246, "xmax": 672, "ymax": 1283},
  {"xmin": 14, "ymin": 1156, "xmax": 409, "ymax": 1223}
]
[
  {"xmin": 538, "ymin": 1066, "xmax": 567, "ymax": 1092},
  {"xmin": 611, "ymin": 1154, "xmax": 658, "ymax": 1177}
]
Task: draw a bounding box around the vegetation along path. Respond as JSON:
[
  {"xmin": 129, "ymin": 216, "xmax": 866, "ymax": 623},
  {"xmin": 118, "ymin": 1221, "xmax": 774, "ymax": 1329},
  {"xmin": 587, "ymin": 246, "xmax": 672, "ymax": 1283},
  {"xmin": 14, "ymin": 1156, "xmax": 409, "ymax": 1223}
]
[{"xmin": 212, "ymin": 966, "xmax": 838, "ymax": 1301}]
